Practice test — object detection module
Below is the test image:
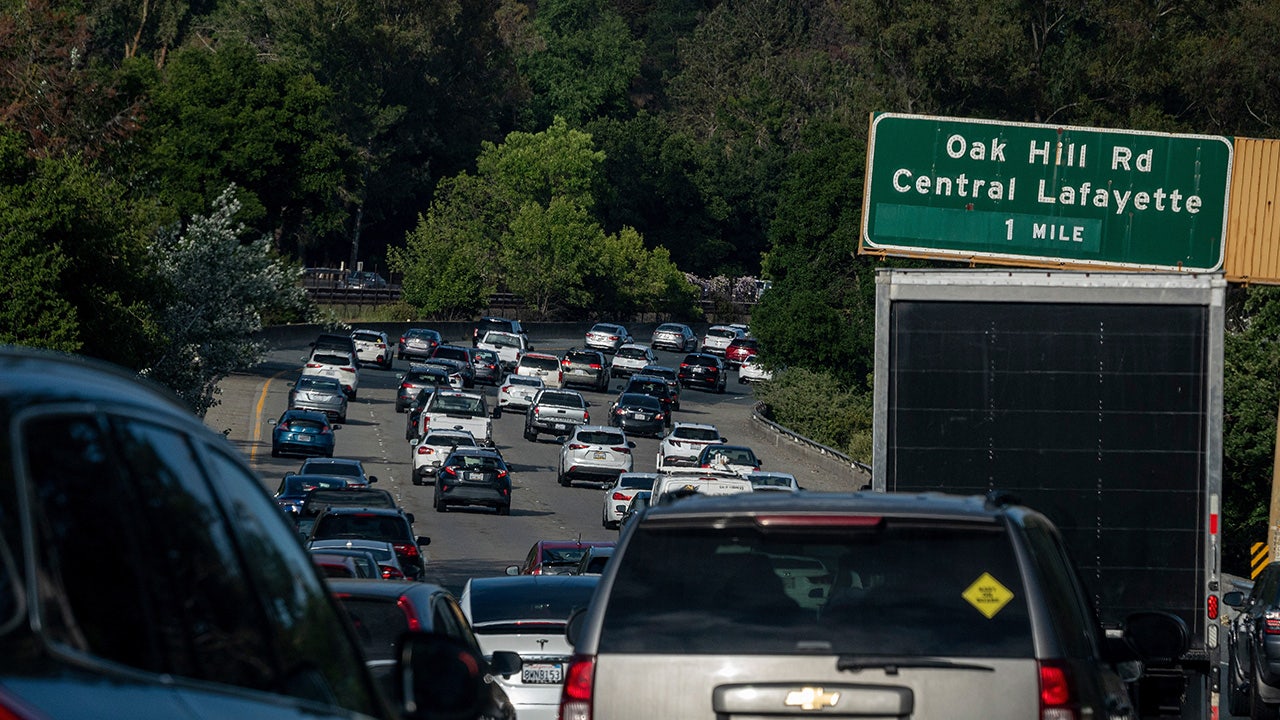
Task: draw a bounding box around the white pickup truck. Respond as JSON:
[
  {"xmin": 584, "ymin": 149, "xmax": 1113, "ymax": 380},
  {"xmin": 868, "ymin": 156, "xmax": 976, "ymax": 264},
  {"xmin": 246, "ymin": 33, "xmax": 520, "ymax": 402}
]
[
  {"xmin": 419, "ymin": 389, "xmax": 500, "ymax": 447},
  {"xmin": 477, "ymin": 331, "xmax": 528, "ymax": 374}
]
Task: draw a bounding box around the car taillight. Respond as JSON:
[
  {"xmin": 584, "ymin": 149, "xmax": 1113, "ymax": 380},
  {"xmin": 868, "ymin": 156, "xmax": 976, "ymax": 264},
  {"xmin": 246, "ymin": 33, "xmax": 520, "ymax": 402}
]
[
  {"xmin": 417, "ymin": 446, "xmax": 432, "ymax": 455},
  {"xmin": 306, "ymin": 362, "xmax": 322, "ymax": 369},
  {"xmin": 442, "ymin": 466, "xmax": 457, "ymax": 476},
  {"xmin": 400, "ymin": 382, "xmax": 412, "ymax": 390},
  {"xmin": 394, "ymin": 543, "xmax": 420, "ymax": 559},
  {"xmin": 583, "ymin": 410, "xmax": 590, "ymax": 423},
  {"xmin": 613, "ymin": 408, "xmax": 626, "ymax": 415},
  {"xmin": 1038, "ymin": 661, "xmax": 1077, "ymax": 720},
  {"xmin": 1265, "ymin": 611, "xmax": 1280, "ymax": 635},
  {"xmin": 562, "ymin": 359, "xmax": 571, "ymax": 366},
  {"xmin": 612, "ymin": 446, "xmax": 630, "ymax": 454},
  {"xmin": 381, "ymin": 565, "xmax": 404, "ymax": 580},
  {"xmin": 589, "ymin": 363, "xmax": 601, "ymax": 369},
  {"xmin": 400, "ymin": 336, "xmax": 408, "ymax": 344},
  {"xmin": 497, "ymin": 469, "xmax": 509, "ymax": 479},
  {"xmin": 569, "ymin": 443, "xmax": 589, "ymax": 450},
  {"xmin": 655, "ymin": 413, "xmax": 665, "ymax": 421},
  {"xmin": 679, "ymin": 363, "xmax": 690, "ymax": 369},
  {"xmin": 559, "ymin": 654, "xmax": 596, "ymax": 720},
  {"xmin": 319, "ymin": 426, "xmax": 332, "ymax": 435},
  {"xmin": 1207, "ymin": 594, "xmax": 1219, "ymax": 621},
  {"xmin": 397, "ymin": 595, "xmax": 422, "ymax": 631}
]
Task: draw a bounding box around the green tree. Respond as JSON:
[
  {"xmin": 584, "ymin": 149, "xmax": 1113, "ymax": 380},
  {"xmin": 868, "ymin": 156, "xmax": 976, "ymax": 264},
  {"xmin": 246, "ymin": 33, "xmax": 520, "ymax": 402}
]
[
  {"xmin": 516, "ymin": 0, "xmax": 643, "ymax": 128},
  {"xmin": 0, "ymin": 128, "xmax": 164, "ymax": 368},
  {"xmin": 501, "ymin": 198, "xmax": 602, "ymax": 316},
  {"xmin": 124, "ymin": 40, "xmax": 354, "ymax": 256}
]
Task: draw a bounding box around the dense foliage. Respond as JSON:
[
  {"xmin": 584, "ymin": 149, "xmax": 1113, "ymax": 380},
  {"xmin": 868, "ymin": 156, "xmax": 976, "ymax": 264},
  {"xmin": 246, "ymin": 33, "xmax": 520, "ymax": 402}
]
[{"xmin": 5, "ymin": 0, "xmax": 1280, "ymax": 569}]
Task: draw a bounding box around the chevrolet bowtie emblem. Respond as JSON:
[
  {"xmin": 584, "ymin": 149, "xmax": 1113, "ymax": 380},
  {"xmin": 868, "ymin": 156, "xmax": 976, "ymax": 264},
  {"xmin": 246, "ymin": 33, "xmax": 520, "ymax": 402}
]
[{"xmin": 784, "ymin": 687, "xmax": 841, "ymax": 711}]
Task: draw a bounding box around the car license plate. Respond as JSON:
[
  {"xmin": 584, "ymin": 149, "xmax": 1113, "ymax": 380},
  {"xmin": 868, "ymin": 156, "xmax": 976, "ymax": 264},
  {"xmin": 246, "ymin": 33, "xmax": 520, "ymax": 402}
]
[
  {"xmin": 631, "ymin": 412, "xmax": 644, "ymax": 420},
  {"xmin": 593, "ymin": 451, "xmax": 608, "ymax": 460},
  {"xmin": 464, "ymin": 471, "xmax": 484, "ymax": 481},
  {"xmin": 297, "ymin": 435, "xmax": 312, "ymax": 442},
  {"xmin": 521, "ymin": 663, "xmax": 563, "ymax": 684},
  {"xmin": 554, "ymin": 423, "xmax": 567, "ymax": 431}
]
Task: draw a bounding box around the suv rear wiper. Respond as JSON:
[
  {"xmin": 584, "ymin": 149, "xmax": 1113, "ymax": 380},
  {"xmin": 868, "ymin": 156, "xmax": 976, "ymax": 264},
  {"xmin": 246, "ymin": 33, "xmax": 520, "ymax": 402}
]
[{"xmin": 836, "ymin": 655, "xmax": 995, "ymax": 675}]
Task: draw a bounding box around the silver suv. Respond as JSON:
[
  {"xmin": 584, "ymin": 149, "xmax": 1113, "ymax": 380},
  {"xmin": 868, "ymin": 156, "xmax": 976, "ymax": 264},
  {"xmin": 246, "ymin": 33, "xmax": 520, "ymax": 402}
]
[
  {"xmin": 556, "ymin": 425, "xmax": 634, "ymax": 487},
  {"xmin": 561, "ymin": 491, "xmax": 1186, "ymax": 720}
]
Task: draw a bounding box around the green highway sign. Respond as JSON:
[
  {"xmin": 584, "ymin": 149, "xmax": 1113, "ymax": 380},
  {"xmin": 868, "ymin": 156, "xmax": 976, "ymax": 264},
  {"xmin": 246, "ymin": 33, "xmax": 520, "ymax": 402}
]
[{"xmin": 860, "ymin": 113, "xmax": 1233, "ymax": 271}]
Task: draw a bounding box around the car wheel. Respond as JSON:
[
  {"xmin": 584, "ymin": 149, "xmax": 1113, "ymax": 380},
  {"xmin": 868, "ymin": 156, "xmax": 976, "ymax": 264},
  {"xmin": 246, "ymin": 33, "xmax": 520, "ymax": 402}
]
[
  {"xmin": 738, "ymin": 376, "xmax": 746, "ymax": 384},
  {"xmin": 558, "ymin": 471, "xmax": 570, "ymax": 487},
  {"xmin": 350, "ymin": 390, "xmax": 357, "ymax": 400},
  {"xmin": 498, "ymin": 504, "xmax": 511, "ymax": 516},
  {"xmin": 338, "ymin": 412, "xmax": 347, "ymax": 423},
  {"xmin": 434, "ymin": 494, "xmax": 446, "ymax": 512},
  {"xmin": 524, "ymin": 425, "xmax": 538, "ymax": 442},
  {"xmin": 1253, "ymin": 669, "xmax": 1279, "ymax": 720},
  {"xmin": 1229, "ymin": 652, "xmax": 1250, "ymax": 717},
  {"xmin": 271, "ymin": 446, "xmax": 280, "ymax": 458},
  {"xmin": 716, "ymin": 381, "xmax": 726, "ymax": 394}
]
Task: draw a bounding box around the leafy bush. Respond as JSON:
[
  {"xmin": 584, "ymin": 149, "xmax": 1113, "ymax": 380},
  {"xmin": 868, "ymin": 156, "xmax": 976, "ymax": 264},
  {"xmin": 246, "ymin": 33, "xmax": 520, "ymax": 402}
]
[{"xmin": 752, "ymin": 367, "xmax": 872, "ymax": 465}]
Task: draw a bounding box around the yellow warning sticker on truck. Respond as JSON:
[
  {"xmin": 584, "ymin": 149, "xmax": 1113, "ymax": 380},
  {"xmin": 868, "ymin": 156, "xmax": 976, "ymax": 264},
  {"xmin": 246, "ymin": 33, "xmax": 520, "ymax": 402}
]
[{"xmin": 962, "ymin": 572, "xmax": 1014, "ymax": 618}]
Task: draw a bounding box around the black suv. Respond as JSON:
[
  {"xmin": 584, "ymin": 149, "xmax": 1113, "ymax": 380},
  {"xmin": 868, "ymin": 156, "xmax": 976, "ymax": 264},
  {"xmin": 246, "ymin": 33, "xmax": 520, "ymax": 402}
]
[
  {"xmin": 1225, "ymin": 562, "xmax": 1280, "ymax": 717},
  {"xmin": 561, "ymin": 490, "xmax": 1185, "ymax": 720},
  {"xmin": 308, "ymin": 506, "xmax": 431, "ymax": 581},
  {"xmin": 472, "ymin": 316, "xmax": 527, "ymax": 347},
  {"xmin": 677, "ymin": 352, "xmax": 727, "ymax": 393},
  {"xmin": 0, "ymin": 347, "xmax": 489, "ymax": 719},
  {"xmin": 396, "ymin": 363, "xmax": 453, "ymax": 413}
]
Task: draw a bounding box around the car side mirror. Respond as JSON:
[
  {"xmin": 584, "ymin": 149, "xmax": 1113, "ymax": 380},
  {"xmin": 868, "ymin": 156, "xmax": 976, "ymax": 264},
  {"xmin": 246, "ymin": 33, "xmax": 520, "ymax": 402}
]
[
  {"xmin": 368, "ymin": 475, "xmax": 379, "ymax": 485},
  {"xmin": 416, "ymin": 536, "xmax": 431, "ymax": 547},
  {"xmin": 491, "ymin": 406, "xmax": 502, "ymax": 418},
  {"xmin": 1223, "ymin": 590, "xmax": 1246, "ymax": 608},
  {"xmin": 584, "ymin": 401, "xmax": 592, "ymax": 407},
  {"xmin": 505, "ymin": 565, "xmax": 521, "ymax": 576},
  {"xmin": 628, "ymin": 441, "xmax": 636, "ymax": 449},
  {"xmin": 394, "ymin": 632, "xmax": 489, "ymax": 720},
  {"xmin": 405, "ymin": 513, "xmax": 416, "ymax": 524},
  {"xmin": 489, "ymin": 650, "xmax": 522, "ymax": 679}
]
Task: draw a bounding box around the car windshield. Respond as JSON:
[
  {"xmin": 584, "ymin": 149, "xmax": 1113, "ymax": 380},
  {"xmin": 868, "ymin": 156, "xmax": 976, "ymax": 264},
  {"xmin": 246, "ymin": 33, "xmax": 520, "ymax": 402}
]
[
  {"xmin": 297, "ymin": 376, "xmax": 340, "ymax": 392},
  {"xmin": 656, "ymin": 324, "xmax": 684, "ymax": 333},
  {"xmin": 312, "ymin": 353, "xmax": 351, "ymax": 366},
  {"xmin": 751, "ymin": 475, "xmax": 795, "ymax": 488},
  {"xmin": 619, "ymin": 394, "xmax": 660, "ymax": 410},
  {"xmin": 448, "ymin": 454, "xmax": 503, "ymax": 470},
  {"xmin": 540, "ymin": 391, "xmax": 584, "ymax": 408},
  {"xmin": 598, "ymin": 520, "xmax": 1032, "ymax": 657},
  {"xmin": 566, "ymin": 351, "xmax": 599, "ymax": 363},
  {"xmin": 619, "ymin": 475, "xmax": 657, "ymax": 490},
  {"xmin": 523, "ymin": 356, "xmax": 560, "ymax": 371},
  {"xmin": 628, "ymin": 380, "xmax": 667, "ymax": 395},
  {"xmin": 301, "ymin": 461, "xmax": 362, "ymax": 477},
  {"xmin": 430, "ymin": 395, "xmax": 485, "ymax": 416},
  {"xmin": 578, "ymin": 430, "xmax": 626, "ymax": 445},
  {"xmin": 407, "ymin": 370, "xmax": 449, "ymax": 384},
  {"xmin": 473, "ymin": 349, "xmax": 498, "ymax": 363},
  {"xmin": 484, "ymin": 333, "xmax": 522, "ymax": 348},
  {"xmin": 707, "ymin": 328, "xmax": 736, "ymax": 339},
  {"xmin": 468, "ymin": 581, "xmax": 599, "ymax": 624},
  {"xmin": 352, "ymin": 332, "xmax": 381, "ymax": 342},
  {"xmin": 311, "ymin": 513, "xmax": 406, "ymax": 543},
  {"xmin": 435, "ymin": 348, "xmax": 469, "ymax": 361},
  {"xmin": 407, "ymin": 329, "xmax": 438, "ymax": 340},
  {"xmin": 674, "ymin": 426, "xmax": 720, "ymax": 442},
  {"xmin": 705, "ymin": 447, "xmax": 757, "ymax": 464},
  {"xmin": 616, "ymin": 348, "xmax": 648, "ymax": 360},
  {"xmin": 427, "ymin": 433, "xmax": 476, "ymax": 447},
  {"xmin": 334, "ymin": 596, "xmax": 410, "ymax": 661},
  {"xmin": 506, "ymin": 375, "xmax": 542, "ymax": 387},
  {"xmin": 541, "ymin": 547, "xmax": 592, "ymax": 566},
  {"xmin": 591, "ymin": 325, "xmax": 623, "ymax": 334}
]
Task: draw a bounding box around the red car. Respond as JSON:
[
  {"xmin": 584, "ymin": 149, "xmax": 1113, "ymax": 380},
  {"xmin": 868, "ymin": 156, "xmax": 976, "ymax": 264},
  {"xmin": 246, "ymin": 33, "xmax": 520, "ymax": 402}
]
[
  {"xmin": 507, "ymin": 539, "xmax": 615, "ymax": 576},
  {"xmin": 723, "ymin": 337, "xmax": 760, "ymax": 369}
]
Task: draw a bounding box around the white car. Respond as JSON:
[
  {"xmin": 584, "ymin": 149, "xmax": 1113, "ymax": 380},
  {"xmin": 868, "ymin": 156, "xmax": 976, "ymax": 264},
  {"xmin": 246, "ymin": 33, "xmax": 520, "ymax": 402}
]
[
  {"xmin": 515, "ymin": 352, "xmax": 564, "ymax": 389},
  {"xmin": 602, "ymin": 472, "xmax": 659, "ymax": 529},
  {"xmin": 737, "ymin": 355, "xmax": 774, "ymax": 383},
  {"xmin": 557, "ymin": 425, "xmax": 634, "ymax": 487},
  {"xmin": 479, "ymin": 331, "xmax": 529, "ymax": 373},
  {"xmin": 701, "ymin": 324, "xmax": 746, "ymax": 357},
  {"xmin": 459, "ymin": 575, "xmax": 600, "ymax": 720},
  {"xmin": 411, "ymin": 428, "xmax": 478, "ymax": 485},
  {"xmin": 498, "ymin": 373, "xmax": 544, "ymax": 411},
  {"xmin": 584, "ymin": 323, "xmax": 632, "ymax": 354},
  {"xmin": 656, "ymin": 422, "xmax": 725, "ymax": 469},
  {"xmin": 301, "ymin": 348, "xmax": 359, "ymax": 399},
  {"xmin": 746, "ymin": 471, "xmax": 800, "ymax": 492},
  {"xmin": 609, "ymin": 343, "xmax": 656, "ymax": 379},
  {"xmin": 350, "ymin": 329, "xmax": 393, "ymax": 369}
]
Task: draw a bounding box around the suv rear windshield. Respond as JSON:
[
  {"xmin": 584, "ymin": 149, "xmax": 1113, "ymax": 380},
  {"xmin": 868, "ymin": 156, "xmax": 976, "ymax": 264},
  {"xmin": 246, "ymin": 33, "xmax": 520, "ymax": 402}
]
[
  {"xmin": 616, "ymin": 347, "xmax": 649, "ymax": 360},
  {"xmin": 565, "ymin": 351, "xmax": 601, "ymax": 364},
  {"xmin": 598, "ymin": 518, "xmax": 1032, "ymax": 658},
  {"xmin": 521, "ymin": 355, "xmax": 560, "ymax": 371},
  {"xmin": 706, "ymin": 328, "xmax": 737, "ymax": 339}
]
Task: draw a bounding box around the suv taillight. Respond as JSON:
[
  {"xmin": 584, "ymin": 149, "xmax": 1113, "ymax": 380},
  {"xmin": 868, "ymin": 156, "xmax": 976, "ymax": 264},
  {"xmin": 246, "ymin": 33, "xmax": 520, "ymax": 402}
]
[
  {"xmin": 397, "ymin": 595, "xmax": 422, "ymax": 631},
  {"xmin": 1038, "ymin": 661, "xmax": 1077, "ymax": 720},
  {"xmin": 559, "ymin": 654, "xmax": 596, "ymax": 720},
  {"xmin": 394, "ymin": 543, "xmax": 419, "ymax": 559},
  {"xmin": 1265, "ymin": 611, "xmax": 1280, "ymax": 635}
]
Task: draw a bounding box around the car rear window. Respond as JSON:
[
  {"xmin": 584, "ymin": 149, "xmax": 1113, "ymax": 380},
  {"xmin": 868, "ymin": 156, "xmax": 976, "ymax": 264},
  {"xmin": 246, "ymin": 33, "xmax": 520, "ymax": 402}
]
[
  {"xmin": 426, "ymin": 433, "xmax": 476, "ymax": 447},
  {"xmin": 333, "ymin": 596, "xmax": 407, "ymax": 661},
  {"xmin": 578, "ymin": 430, "xmax": 626, "ymax": 445},
  {"xmin": 674, "ymin": 426, "xmax": 720, "ymax": 442},
  {"xmin": 467, "ymin": 582, "xmax": 598, "ymax": 625},
  {"xmin": 618, "ymin": 475, "xmax": 657, "ymax": 490},
  {"xmin": 506, "ymin": 375, "xmax": 542, "ymax": 387},
  {"xmin": 619, "ymin": 394, "xmax": 661, "ymax": 410},
  {"xmin": 312, "ymin": 513, "xmax": 407, "ymax": 543},
  {"xmin": 540, "ymin": 391, "xmax": 584, "ymax": 407},
  {"xmin": 656, "ymin": 324, "xmax": 684, "ymax": 333},
  {"xmin": 616, "ymin": 348, "xmax": 648, "ymax": 360},
  {"xmin": 706, "ymin": 328, "xmax": 736, "ymax": 339},
  {"xmin": 522, "ymin": 355, "xmax": 560, "ymax": 371},
  {"xmin": 598, "ymin": 519, "xmax": 1033, "ymax": 658},
  {"xmin": 566, "ymin": 351, "xmax": 599, "ymax": 363},
  {"xmin": 312, "ymin": 353, "xmax": 351, "ymax": 366},
  {"xmin": 352, "ymin": 332, "xmax": 382, "ymax": 342}
]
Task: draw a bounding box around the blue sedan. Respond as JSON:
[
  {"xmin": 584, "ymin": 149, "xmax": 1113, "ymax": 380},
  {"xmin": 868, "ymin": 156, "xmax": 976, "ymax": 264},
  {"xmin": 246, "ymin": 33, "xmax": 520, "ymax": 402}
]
[{"xmin": 271, "ymin": 409, "xmax": 336, "ymax": 458}]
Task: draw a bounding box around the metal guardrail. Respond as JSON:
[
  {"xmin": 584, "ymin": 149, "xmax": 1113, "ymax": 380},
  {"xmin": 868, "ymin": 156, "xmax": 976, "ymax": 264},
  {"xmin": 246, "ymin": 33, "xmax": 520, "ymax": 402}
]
[{"xmin": 750, "ymin": 401, "xmax": 873, "ymax": 476}]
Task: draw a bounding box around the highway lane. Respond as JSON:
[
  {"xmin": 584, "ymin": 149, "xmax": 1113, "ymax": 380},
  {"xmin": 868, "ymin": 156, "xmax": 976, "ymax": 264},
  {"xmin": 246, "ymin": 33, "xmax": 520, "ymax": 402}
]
[{"xmin": 205, "ymin": 333, "xmax": 839, "ymax": 594}]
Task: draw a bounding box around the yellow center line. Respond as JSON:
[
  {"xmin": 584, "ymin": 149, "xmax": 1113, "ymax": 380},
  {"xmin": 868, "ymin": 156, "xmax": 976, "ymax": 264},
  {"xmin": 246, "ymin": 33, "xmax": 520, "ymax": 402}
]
[{"xmin": 250, "ymin": 369, "xmax": 292, "ymax": 463}]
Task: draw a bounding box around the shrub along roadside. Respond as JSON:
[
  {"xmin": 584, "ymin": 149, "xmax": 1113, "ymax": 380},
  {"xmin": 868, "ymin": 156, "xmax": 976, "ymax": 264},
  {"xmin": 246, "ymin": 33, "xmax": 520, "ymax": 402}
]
[{"xmin": 752, "ymin": 367, "xmax": 872, "ymax": 466}]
